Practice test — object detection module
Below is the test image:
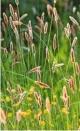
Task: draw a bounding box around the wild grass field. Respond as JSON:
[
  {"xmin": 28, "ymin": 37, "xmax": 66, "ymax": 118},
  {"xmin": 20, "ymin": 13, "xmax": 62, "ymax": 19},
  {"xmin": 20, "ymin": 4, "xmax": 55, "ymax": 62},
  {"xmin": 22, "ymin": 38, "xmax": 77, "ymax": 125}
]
[{"xmin": 0, "ymin": 0, "xmax": 80, "ymax": 130}]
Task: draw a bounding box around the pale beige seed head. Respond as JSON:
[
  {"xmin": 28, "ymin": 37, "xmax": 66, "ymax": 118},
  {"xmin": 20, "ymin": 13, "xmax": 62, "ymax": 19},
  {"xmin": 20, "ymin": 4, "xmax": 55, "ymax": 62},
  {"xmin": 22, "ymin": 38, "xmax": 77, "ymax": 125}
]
[
  {"xmin": 69, "ymin": 16, "xmax": 79, "ymax": 26},
  {"xmin": 72, "ymin": 37, "xmax": 77, "ymax": 47},
  {"xmin": 53, "ymin": 34, "xmax": 57, "ymax": 51},
  {"xmin": 46, "ymin": 97, "xmax": 51, "ymax": 112},
  {"xmin": 10, "ymin": 41, "xmax": 13, "ymax": 53},
  {"xmin": 53, "ymin": 7, "xmax": 58, "ymax": 23},
  {"xmin": 0, "ymin": 107, "xmax": 6, "ymax": 124},
  {"xmin": 9, "ymin": 4, "xmax": 14, "ymax": 18},
  {"xmin": 16, "ymin": 109, "xmax": 21, "ymax": 122},
  {"xmin": 13, "ymin": 21, "xmax": 23, "ymax": 26},
  {"xmin": 19, "ymin": 13, "xmax": 28, "ymax": 21},
  {"xmin": 28, "ymin": 20, "xmax": 33, "ymax": 39},
  {"xmin": 44, "ymin": 22, "xmax": 48, "ymax": 34},
  {"xmin": 71, "ymin": 48, "xmax": 75, "ymax": 63},
  {"xmin": 41, "ymin": 12, "xmax": 45, "ymax": 22},
  {"xmin": 2, "ymin": 22, "xmax": 6, "ymax": 30},
  {"xmin": 46, "ymin": 47, "xmax": 49, "ymax": 61},
  {"xmin": 75, "ymin": 62, "xmax": 80, "ymax": 74},
  {"xmin": 3, "ymin": 12, "xmax": 8, "ymax": 25},
  {"xmin": 47, "ymin": 4, "xmax": 53, "ymax": 16},
  {"xmin": 14, "ymin": 12, "xmax": 18, "ymax": 21}
]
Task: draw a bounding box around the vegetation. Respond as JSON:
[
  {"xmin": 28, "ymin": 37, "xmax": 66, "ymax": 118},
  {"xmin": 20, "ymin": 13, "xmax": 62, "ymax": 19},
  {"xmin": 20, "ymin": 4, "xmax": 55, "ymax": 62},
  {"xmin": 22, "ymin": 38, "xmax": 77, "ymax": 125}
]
[{"xmin": 1, "ymin": 0, "xmax": 80, "ymax": 130}]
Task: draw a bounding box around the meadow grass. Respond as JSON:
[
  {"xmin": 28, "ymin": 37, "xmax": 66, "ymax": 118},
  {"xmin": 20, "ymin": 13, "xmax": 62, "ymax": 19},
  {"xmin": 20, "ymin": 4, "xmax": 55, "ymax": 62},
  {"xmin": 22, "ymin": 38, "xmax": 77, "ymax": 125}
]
[{"xmin": 1, "ymin": 0, "xmax": 80, "ymax": 130}]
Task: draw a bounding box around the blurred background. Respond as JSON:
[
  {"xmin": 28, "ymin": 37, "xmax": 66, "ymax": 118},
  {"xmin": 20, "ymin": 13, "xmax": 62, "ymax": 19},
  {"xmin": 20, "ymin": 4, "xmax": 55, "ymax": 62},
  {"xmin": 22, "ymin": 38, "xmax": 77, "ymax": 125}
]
[{"xmin": 1, "ymin": 0, "xmax": 80, "ymax": 25}]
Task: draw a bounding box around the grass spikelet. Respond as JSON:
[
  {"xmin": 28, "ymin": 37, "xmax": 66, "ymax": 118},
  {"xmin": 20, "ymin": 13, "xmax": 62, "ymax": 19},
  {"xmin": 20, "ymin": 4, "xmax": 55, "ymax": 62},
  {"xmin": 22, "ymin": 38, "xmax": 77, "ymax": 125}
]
[
  {"xmin": 13, "ymin": 21, "xmax": 23, "ymax": 26},
  {"xmin": 71, "ymin": 48, "xmax": 75, "ymax": 63},
  {"xmin": 9, "ymin": 4, "xmax": 14, "ymax": 18},
  {"xmin": 75, "ymin": 62, "xmax": 80, "ymax": 75},
  {"xmin": 46, "ymin": 47, "xmax": 49, "ymax": 61},
  {"xmin": 47, "ymin": 4, "xmax": 53, "ymax": 16},
  {"xmin": 29, "ymin": 66, "xmax": 41, "ymax": 73},
  {"xmin": 72, "ymin": 37, "xmax": 77, "ymax": 48},
  {"xmin": 19, "ymin": 13, "xmax": 28, "ymax": 21},
  {"xmin": 46, "ymin": 97, "xmax": 51, "ymax": 112},
  {"xmin": 53, "ymin": 34, "xmax": 57, "ymax": 52},
  {"xmin": 44, "ymin": 22, "xmax": 48, "ymax": 34},
  {"xmin": 69, "ymin": 16, "xmax": 79, "ymax": 26},
  {"xmin": 0, "ymin": 107, "xmax": 6, "ymax": 125},
  {"xmin": 3, "ymin": 12, "xmax": 8, "ymax": 25},
  {"xmin": 68, "ymin": 76, "xmax": 75, "ymax": 93},
  {"xmin": 16, "ymin": 109, "xmax": 21, "ymax": 123},
  {"xmin": 35, "ymin": 81, "xmax": 50, "ymax": 89}
]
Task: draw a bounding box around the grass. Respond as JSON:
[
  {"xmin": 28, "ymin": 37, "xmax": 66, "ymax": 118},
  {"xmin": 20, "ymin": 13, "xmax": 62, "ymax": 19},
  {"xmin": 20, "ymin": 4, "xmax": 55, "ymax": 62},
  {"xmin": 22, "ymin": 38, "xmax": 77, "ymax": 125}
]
[{"xmin": 1, "ymin": 0, "xmax": 80, "ymax": 130}]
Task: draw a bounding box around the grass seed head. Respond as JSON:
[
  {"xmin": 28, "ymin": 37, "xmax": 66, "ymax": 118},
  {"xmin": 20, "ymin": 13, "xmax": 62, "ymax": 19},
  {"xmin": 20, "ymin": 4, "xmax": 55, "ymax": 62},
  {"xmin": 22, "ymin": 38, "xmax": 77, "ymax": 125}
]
[
  {"xmin": 44, "ymin": 22, "xmax": 48, "ymax": 34},
  {"xmin": 47, "ymin": 4, "xmax": 53, "ymax": 16},
  {"xmin": 0, "ymin": 107, "xmax": 6, "ymax": 125},
  {"xmin": 75, "ymin": 62, "xmax": 80, "ymax": 74},
  {"xmin": 53, "ymin": 34, "xmax": 57, "ymax": 51},
  {"xmin": 46, "ymin": 97, "xmax": 51, "ymax": 112},
  {"xmin": 72, "ymin": 37, "xmax": 77, "ymax": 47},
  {"xmin": 9, "ymin": 4, "xmax": 15, "ymax": 18},
  {"xmin": 3, "ymin": 12, "xmax": 8, "ymax": 25},
  {"xmin": 16, "ymin": 109, "xmax": 21, "ymax": 123},
  {"xmin": 71, "ymin": 48, "xmax": 75, "ymax": 63}
]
